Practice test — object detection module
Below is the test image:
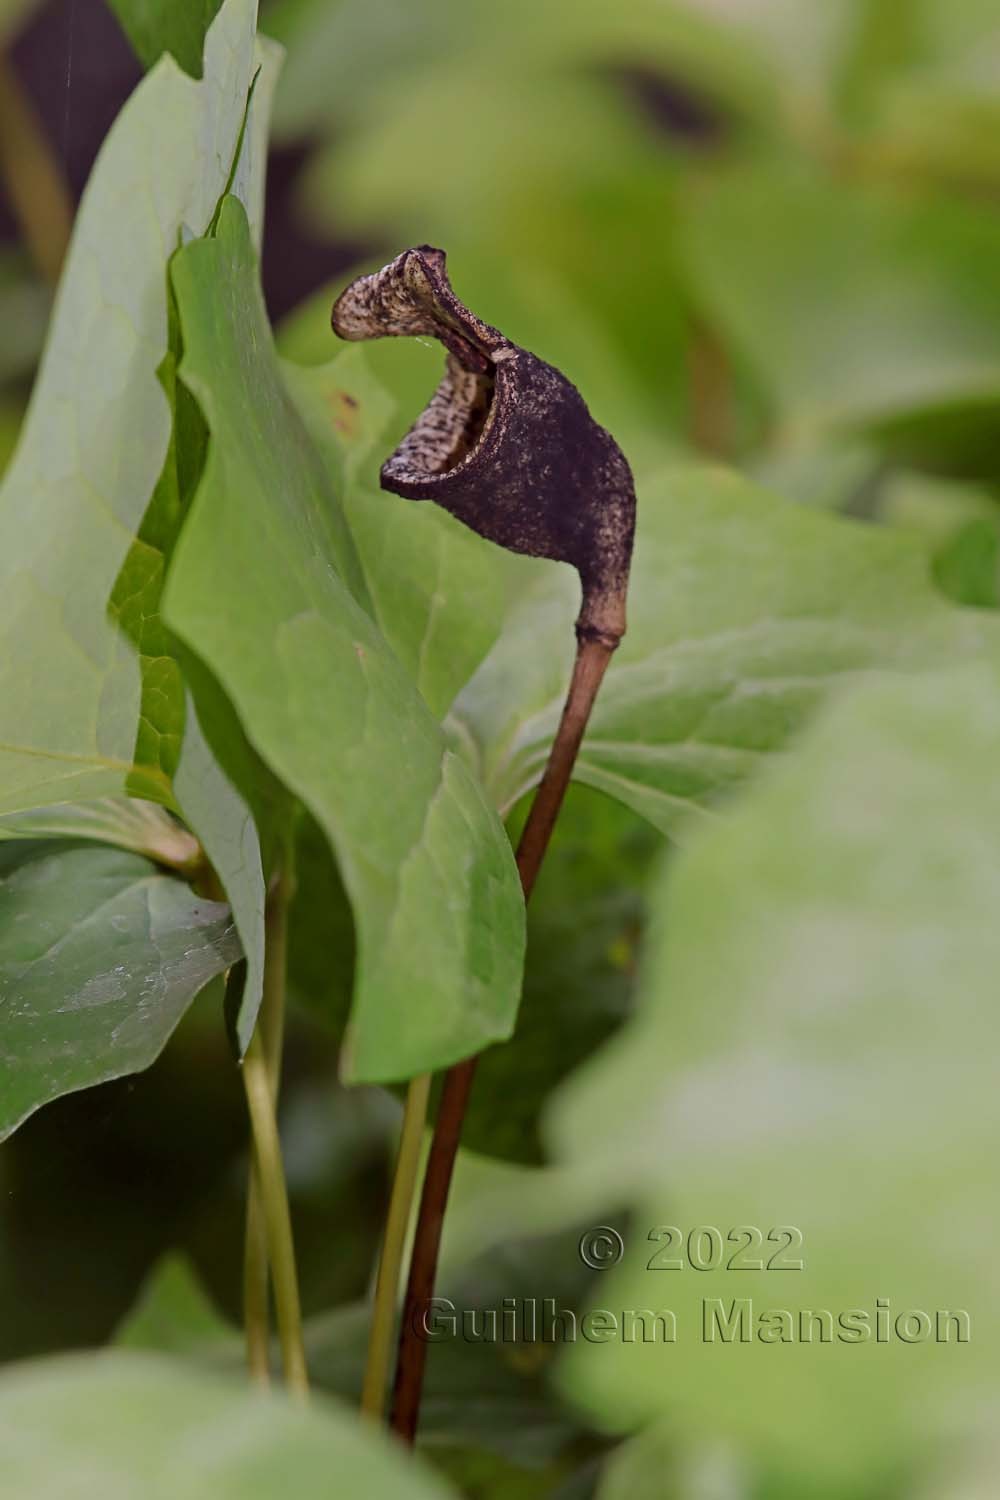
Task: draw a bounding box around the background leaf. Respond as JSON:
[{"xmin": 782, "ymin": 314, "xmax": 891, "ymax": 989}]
[
  {"xmin": 0, "ymin": 1352, "xmax": 457, "ymax": 1499},
  {"xmin": 0, "ymin": 840, "xmax": 239, "ymax": 1141},
  {"xmin": 679, "ymin": 163, "xmax": 1000, "ymax": 453},
  {"xmin": 171, "ymin": 693, "xmax": 266, "ymax": 1053},
  {"xmin": 114, "ymin": 1253, "xmax": 234, "ymax": 1353},
  {"xmin": 459, "ymin": 786, "xmax": 658, "ymax": 1163},
  {"xmin": 451, "ymin": 466, "xmax": 1000, "ymax": 834},
  {"xmin": 549, "ymin": 664, "xmax": 1000, "ymax": 1489},
  {"xmin": 105, "ymin": 0, "xmax": 226, "ymax": 79}
]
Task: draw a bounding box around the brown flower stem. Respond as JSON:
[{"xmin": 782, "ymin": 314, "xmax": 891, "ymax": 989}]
[
  {"xmin": 243, "ymin": 858, "xmax": 296, "ymax": 1389},
  {"xmin": 510, "ymin": 636, "xmax": 617, "ymax": 902},
  {"xmin": 389, "ymin": 632, "xmax": 616, "ymax": 1443},
  {"xmin": 0, "ymin": 53, "xmax": 72, "ymax": 285}
]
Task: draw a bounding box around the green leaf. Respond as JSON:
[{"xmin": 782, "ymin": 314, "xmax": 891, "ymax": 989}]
[
  {"xmin": 106, "ymin": 269, "xmax": 275, "ymax": 1049},
  {"xmin": 875, "ymin": 469, "xmax": 1000, "ymax": 546},
  {"xmin": 846, "ymin": 1, "xmax": 1000, "ymax": 190},
  {"xmin": 114, "ymin": 1254, "xmax": 234, "ymax": 1353},
  {"xmin": 596, "ymin": 1427, "xmax": 748, "ymax": 1500},
  {"xmin": 451, "ymin": 465, "xmax": 1000, "ymax": 836},
  {"xmin": 932, "ymin": 517, "xmax": 1000, "ymax": 609},
  {"xmin": 431, "ymin": 1447, "xmax": 592, "ymax": 1500},
  {"xmin": 549, "ymin": 664, "xmax": 1000, "ymax": 1487},
  {"xmin": 460, "ymin": 786, "xmax": 659, "ymax": 1163},
  {"xmin": 0, "ymin": 840, "xmax": 239, "ymax": 1142},
  {"xmin": 304, "ymin": 96, "xmax": 692, "ymax": 454},
  {"xmin": 283, "ymin": 346, "xmax": 519, "ymax": 718},
  {"xmin": 266, "ymin": 0, "xmax": 772, "ymax": 147},
  {"xmin": 679, "ymin": 163, "xmax": 1000, "ymax": 449},
  {"xmin": 0, "ymin": 0, "xmax": 260, "ymax": 817},
  {"xmin": 163, "ymin": 196, "xmax": 525, "ymax": 1082},
  {"xmin": 171, "ymin": 693, "xmax": 266, "ymax": 1052},
  {"xmin": 0, "ymin": 796, "xmax": 202, "ymax": 869},
  {"xmin": 0, "ymin": 1352, "xmax": 457, "ymax": 1498},
  {"xmin": 105, "ymin": 0, "xmax": 226, "ymax": 78},
  {"xmin": 866, "ymin": 469, "xmax": 1000, "ymax": 610},
  {"xmin": 914, "ymin": 1435, "xmax": 1000, "ymax": 1500},
  {"xmin": 285, "ymin": 808, "xmax": 354, "ymax": 1036},
  {"xmin": 0, "ymin": 0, "xmax": 279, "ymax": 1049},
  {"xmin": 105, "ymin": 283, "xmax": 208, "ymax": 807}
]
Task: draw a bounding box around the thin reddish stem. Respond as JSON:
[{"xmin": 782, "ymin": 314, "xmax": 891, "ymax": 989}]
[{"xmin": 389, "ymin": 634, "xmax": 615, "ymax": 1442}]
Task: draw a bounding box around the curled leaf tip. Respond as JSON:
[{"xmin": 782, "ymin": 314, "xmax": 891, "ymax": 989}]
[{"xmin": 332, "ymin": 247, "xmax": 635, "ymax": 647}]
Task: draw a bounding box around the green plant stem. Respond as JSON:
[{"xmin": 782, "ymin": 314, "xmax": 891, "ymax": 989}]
[
  {"xmin": 390, "ymin": 634, "xmax": 616, "ymax": 1442},
  {"xmin": 360, "ymin": 1071, "xmax": 432, "ymax": 1420},
  {"xmin": 242, "ymin": 1023, "xmax": 308, "ymax": 1400},
  {"xmin": 243, "ymin": 1171, "xmax": 271, "ymax": 1386},
  {"xmin": 0, "ymin": 53, "xmax": 72, "ymax": 284},
  {"xmin": 243, "ymin": 864, "xmax": 293, "ymax": 1388}
]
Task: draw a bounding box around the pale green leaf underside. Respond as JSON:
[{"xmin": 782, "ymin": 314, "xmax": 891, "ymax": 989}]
[
  {"xmin": 0, "ymin": 1354, "xmax": 456, "ymax": 1500},
  {"xmin": 163, "ymin": 197, "xmax": 524, "ymax": 1082},
  {"xmin": 0, "ymin": 841, "xmax": 239, "ymax": 1142},
  {"xmin": 452, "ymin": 465, "xmax": 1000, "ymax": 834},
  {"xmin": 0, "ymin": 0, "xmax": 273, "ymax": 1051},
  {"xmin": 0, "ymin": 796, "xmax": 200, "ymax": 867},
  {"xmin": 0, "ymin": 0, "xmax": 260, "ymax": 819},
  {"xmin": 550, "ymin": 665, "xmax": 1000, "ymax": 1485},
  {"xmin": 172, "ymin": 693, "xmax": 266, "ymax": 1053}
]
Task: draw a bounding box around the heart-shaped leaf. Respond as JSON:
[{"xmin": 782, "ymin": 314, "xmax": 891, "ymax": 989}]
[{"xmin": 163, "ymin": 196, "xmax": 525, "ymax": 1082}]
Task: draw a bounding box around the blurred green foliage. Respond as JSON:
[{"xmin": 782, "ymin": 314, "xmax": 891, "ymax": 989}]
[
  {"xmin": 265, "ymin": 0, "xmax": 1000, "ymax": 489},
  {"xmin": 4, "ymin": 0, "xmax": 1000, "ymax": 1495}
]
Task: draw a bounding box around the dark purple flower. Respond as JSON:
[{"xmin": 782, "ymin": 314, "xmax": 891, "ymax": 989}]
[{"xmin": 332, "ymin": 247, "xmax": 635, "ymax": 648}]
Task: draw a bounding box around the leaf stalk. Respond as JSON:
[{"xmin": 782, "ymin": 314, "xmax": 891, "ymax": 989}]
[
  {"xmin": 241, "ymin": 858, "xmax": 307, "ymax": 1398},
  {"xmin": 360, "ymin": 1071, "xmax": 432, "ymax": 1419}
]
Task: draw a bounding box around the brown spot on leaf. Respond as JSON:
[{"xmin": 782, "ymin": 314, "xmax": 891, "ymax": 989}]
[{"xmin": 329, "ymin": 387, "xmax": 361, "ymax": 439}]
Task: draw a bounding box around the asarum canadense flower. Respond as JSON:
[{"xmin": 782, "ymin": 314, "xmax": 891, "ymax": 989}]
[
  {"xmin": 333, "ymin": 249, "xmax": 640, "ymax": 1443},
  {"xmin": 331, "ymin": 246, "xmax": 636, "ymax": 649}
]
